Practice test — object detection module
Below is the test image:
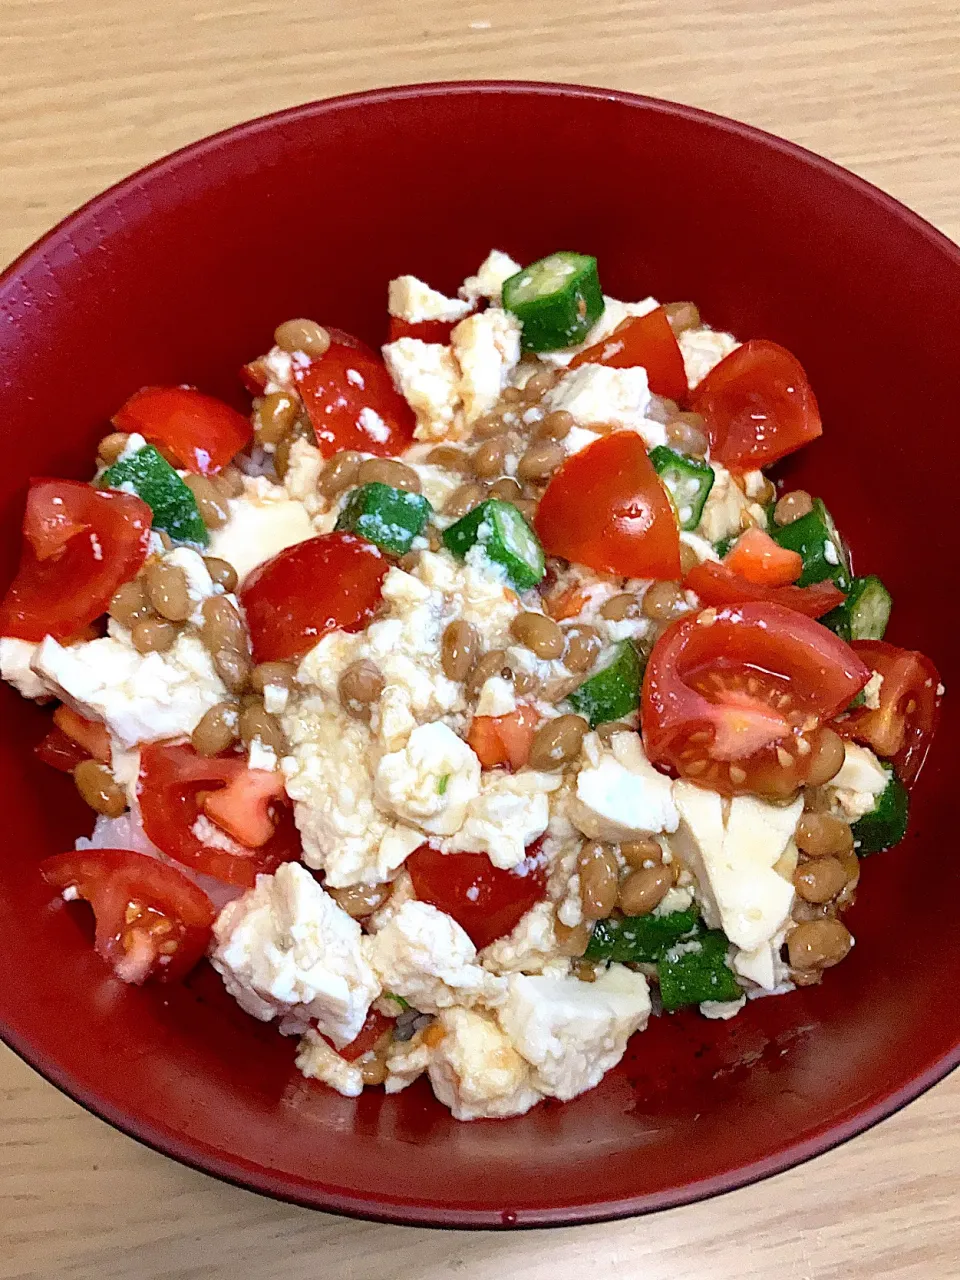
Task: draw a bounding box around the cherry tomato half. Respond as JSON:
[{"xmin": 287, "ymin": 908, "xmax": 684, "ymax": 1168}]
[
  {"xmin": 387, "ymin": 316, "xmax": 460, "ymax": 345},
  {"xmin": 570, "ymin": 309, "xmax": 688, "ymax": 403},
  {"xmin": 535, "ymin": 431, "xmax": 681, "ymax": 580},
  {"xmin": 0, "ymin": 480, "xmax": 151, "ymax": 642},
  {"xmin": 113, "ymin": 386, "xmax": 253, "ymax": 475},
  {"xmin": 466, "ymin": 705, "xmax": 539, "ymax": 771},
  {"xmin": 723, "ymin": 527, "xmax": 802, "ymax": 587},
  {"xmin": 692, "ymin": 340, "xmax": 822, "ymax": 473},
  {"xmin": 642, "ymin": 601, "xmax": 870, "ymax": 797},
  {"xmin": 684, "ymin": 560, "xmax": 845, "ymax": 619},
  {"xmin": 42, "ymin": 848, "xmax": 215, "ymax": 984},
  {"xmin": 406, "ymin": 841, "xmax": 547, "ymax": 951}
]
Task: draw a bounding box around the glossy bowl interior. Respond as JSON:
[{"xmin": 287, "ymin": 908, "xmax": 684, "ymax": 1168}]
[{"xmin": 1, "ymin": 82, "xmax": 958, "ymax": 1228}]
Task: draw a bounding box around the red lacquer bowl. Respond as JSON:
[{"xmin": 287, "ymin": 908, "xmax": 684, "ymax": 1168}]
[{"xmin": 0, "ymin": 83, "xmax": 957, "ymax": 1228}]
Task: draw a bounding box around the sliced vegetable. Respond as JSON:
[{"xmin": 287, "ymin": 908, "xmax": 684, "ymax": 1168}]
[
  {"xmin": 585, "ymin": 906, "xmax": 700, "ymax": 963},
  {"xmin": 838, "ymin": 640, "xmax": 941, "ymax": 786},
  {"xmin": 335, "ymin": 481, "xmax": 432, "ymax": 556},
  {"xmin": 53, "ymin": 705, "xmax": 111, "ymax": 763},
  {"xmin": 502, "ymin": 252, "xmax": 604, "ymax": 352},
  {"xmin": 822, "ymin": 575, "xmax": 892, "ymax": 643},
  {"xmin": 387, "ymin": 316, "xmax": 459, "ymax": 345},
  {"xmin": 0, "ymin": 480, "xmax": 151, "ymax": 643},
  {"xmin": 34, "ymin": 726, "xmax": 91, "ymax": 774},
  {"xmin": 692, "ymin": 339, "xmax": 822, "ymax": 473},
  {"xmin": 42, "ymin": 848, "xmax": 215, "ymax": 984},
  {"xmin": 723, "ymin": 527, "xmax": 802, "ymax": 587},
  {"xmin": 535, "ymin": 432, "xmax": 681, "ymax": 580},
  {"xmin": 240, "ymin": 532, "xmax": 388, "ymax": 663},
  {"xmin": 101, "ymin": 443, "xmax": 208, "ymax": 545},
  {"xmin": 684, "ymin": 561, "xmax": 845, "ymax": 619},
  {"xmin": 649, "ymin": 446, "xmax": 715, "ymax": 531},
  {"xmin": 769, "ymin": 497, "xmax": 851, "ymax": 591},
  {"xmin": 335, "ymin": 1009, "xmax": 395, "ymax": 1061},
  {"xmin": 113, "ymin": 386, "xmax": 252, "ymax": 476},
  {"xmin": 569, "ymin": 308, "xmax": 688, "ymax": 402},
  {"xmin": 657, "ymin": 927, "xmax": 742, "ymax": 1011},
  {"xmin": 851, "ymin": 767, "xmax": 909, "ymax": 855},
  {"xmin": 442, "ymin": 498, "xmax": 545, "ymax": 590},
  {"xmin": 467, "ymin": 704, "xmax": 539, "ymax": 770},
  {"xmin": 406, "ymin": 841, "xmax": 547, "ymax": 951},
  {"xmin": 567, "ymin": 640, "xmax": 643, "ymax": 728}
]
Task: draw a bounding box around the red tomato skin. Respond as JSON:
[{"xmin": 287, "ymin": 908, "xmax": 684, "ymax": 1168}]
[
  {"xmin": 240, "ymin": 532, "xmax": 388, "ymax": 664},
  {"xmin": 34, "ymin": 726, "xmax": 90, "ymax": 774},
  {"xmin": 53, "ymin": 705, "xmax": 112, "ymax": 762},
  {"xmin": 684, "ymin": 561, "xmax": 845, "ymax": 618},
  {"xmin": 570, "ymin": 309, "xmax": 688, "ymax": 402},
  {"xmin": 535, "ymin": 431, "xmax": 681, "ymax": 579},
  {"xmin": 642, "ymin": 602, "xmax": 870, "ymax": 793},
  {"xmin": 724, "ymin": 527, "xmax": 803, "ymax": 587},
  {"xmin": 113, "ymin": 386, "xmax": 252, "ymax": 475},
  {"xmin": 42, "ymin": 848, "xmax": 215, "ymax": 984},
  {"xmin": 838, "ymin": 640, "xmax": 941, "ymax": 786},
  {"xmin": 336, "ymin": 1009, "xmax": 394, "ymax": 1061},
  {"xmin": 692, "ymin": 340, "xmax": 822, "ymax": 473},
  {"xmin": 387, "ymin": 316, "xmax": 459, "ymax": 345},
  {"xmin": 0, "ymin": 480, "xmax": 151, "ymax": 642},
  {"xmin": 466, "ymin": 705, "xmax": 539, "ymax": 770},
  {"xmin": 138, "ymin": 743, "xmax": 301, "ymax": 887},
  {"xmin": 295, "ymin": 334, "xmax": 416, "ymax": 458},
  {"xmin": 406, "ymin": 841, "xmax": 548, "ymax": 951}
]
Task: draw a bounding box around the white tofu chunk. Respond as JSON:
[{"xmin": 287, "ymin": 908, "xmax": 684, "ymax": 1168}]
[
  {"xmin": 444, "ymin": 769, "xmax": 559, "ymax": 869},
  {"xmin": 427, "ymin": 1006, "xmax": 542, "ymax": 1120},
  {"xmin": 295, "ymin": 1030, "xmax": 364, "ymax": 1097},
  {"xmin": 480, "ymin": 900, "xmax": 564, "ymax": 975},
  {"xmin": 458, "ymin": 250, "xmax": 522, "ymax": 304},
  {"xmin": 540, "ymin": 364, "xmax": 663, "ymax": 447},
  {"xmin": 210, "ymin": 863, "xmax": 380, "ymax": 1047},
  {"xmin": 672, "ymin": 783, "xmax": 800, "ymax": 952},
  {"xmin": 498, "ymin": 965, "xmax": 651, "ymax": 1100},
  {"xmin": 364, "ymin": 900, "xmax": 505, "ymax": 1013},
  {"xmin": 0, "ymin": 637, "xmax": 50, "ymax": 700},
  {"xmin": 677, "ymin": 326, "xmax": 739, "ymax": 389},
  {"xmin": 451, "ymin": 308, "xmax": 522, "ymax": 426},
  {"xmin": 388, "ymin": 274, "xmax": 473, "ymax": 324},
  {"xmin": 374, "ymin": 721, "xmax": 481, "ymax": 836},
  {"xmin": 569, "ymin": 732, "xmax": 679, "ymax": 842},
  {"xmin": 206, "ymin": 484, "xmax": 315, "ymax": 584},
  {"xmin": 475, "ymin": 674, "xmax": 516, "ymax": 718},
  {"xmin": 382, "ymin": 337, "xmax": 462, "ymax": 441},
  {"xmin": 827, "ymin": 742, "xmax": 889, "ymax": 820},
  {"xmin": 696, "ymin": 463, "xmax": 756, "ymax": 544}
]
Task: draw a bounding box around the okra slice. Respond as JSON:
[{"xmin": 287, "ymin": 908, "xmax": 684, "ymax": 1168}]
[
  {"xmin": 101, "ymin": 443, "xmax": 207, "ymax": 545},
  {"xmin": 649, "ymin": 446, "xmax": 715, "ymax": 531},
  {"xmin": 502, "ymin": 252, "xmax": 604, "ymax": 352},
  {"xmin": 566, "ymin": 640, "xmax": 643, "ymax": 728},
  {"xmin": 335, "ymin": 482, "xmax": 432, "ymax": 556},
  {"xmin": 442, "ymin": 498, "xmax": 545, "ymax": 590}
]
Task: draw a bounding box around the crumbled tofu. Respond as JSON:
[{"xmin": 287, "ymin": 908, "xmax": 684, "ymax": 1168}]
[
  {"xmin": 569, "ymin": 732, "xmax": 679, "ymax": 842},
  {"xmin": 679, "ymin": 530, "xmax": 720, "ymax": 565},
  {"xmin": 862, "ymin": 670, "xmax": 884, "ymax": 711},
  {"xmin": 32, "ymin": 631, "xmax": 227, "ymax": 748},
  {"xmin": 827, "ymin": 742, "xmax": 889, "ymax": 820},
  {"xmin": 671, "ymin": 783, "xmax": 800, "ymax": 952},
  {"xmin": 161, "ymin": 546, "xmax": 217, "ymax": 623},
  {"xmin": 247, "ymin": 738, "xmax": 278, "ymax": 772},
  {"xmin": 538, "ymin": 296, "xmax": 660, "ymax": 368},
  {"xmin": 109, "ymin": 741, "xmax": 142, "ymax": 808},
  {"xmin": 697, "ymin": 463, "xmax": 752, "ymax": 544},
  {"xmin": 732, "ymin": 927, "xmax": 792, "ymax": 993},
  {"xmin": 281, "ymin": 438, "xmax": 326, "ymax": 511},
  {"xmin": 498, "ymin": 964, "xmax": 651, "ymax": 1100},
  {"xmin": 206, "ymin": 476, "xmax": 315, "ymax": 584},
  {"xmin": 475, "ymin": 675, "xmax": 516, "ymax": 718},
  {"xmin": 444, "ymin": 769, "xmax": 559, "ymax": 869},
  {"xmin": 459, "ymin": 250, "xmax": 522, "ymax": 304},
  {"xmin": 401, "ymin": 457, "xmax": 464, "ymax": 513},
  {"xmin": 295, "ymin": 1030, "xmax": 364, "ymax": 1097},
  {"xmin": 374, "ymin": 722, "xmax": 481, "ymax": 836},
  {"xmin": 678, "ymin": 326, "xmax": 739, "ymax": 389},
  {"xmin": 382, "ymin": 338, "xmax": 462, "ymax": 441},
  {"xmin": 364, "ymin": 900, "xmax": 505, "ymax": 1013},
  {"xmin": 700, "ymin": 997, "xmax": 747, "ymax": 1020},
  {"xmin": 210, "ymin": 863, "xmax": 380, "ymax": 1047},
  {"xmin": 451, "ymin": 308, "xmax": 522, "ymax": 426},
  {"xmin": 541, "ymin": 365, "xmax": 663, "ymax": 447},
  {"xmin": 480, "ymin": 901, "xmax": 565, "ymax": 975},
  {"xmin": 563, "ymin": 426, "xmax": 603, "ymax": 456},
  {"xmin": 0, "ymin": 637, "xmax": 50, "ymax": 700},
  {"xmin": 388, "ymin": 274, "xmax": 473, "ymax": 324},
  {"xmin": 384, "ymin": 1034, "xmax": 434, "ymax": 1094},
  {"xmin": 427, "ymin": 1006, "xmax": 542, "ymax": 1120}
]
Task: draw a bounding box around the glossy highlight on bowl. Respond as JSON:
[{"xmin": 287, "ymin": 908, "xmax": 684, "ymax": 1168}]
[{"xmin": 0, "ymin": 82, "xmax": 958, "ymax": 1227}]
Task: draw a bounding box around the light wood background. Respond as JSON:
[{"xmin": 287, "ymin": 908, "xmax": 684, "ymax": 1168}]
[{"xmin": 2, "ymin": 2, "xmax": 959, "ymax": 1276}]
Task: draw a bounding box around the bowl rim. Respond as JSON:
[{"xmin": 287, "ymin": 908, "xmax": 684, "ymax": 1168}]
[{"xmin": 1, "ymin": 78, "xmax": 958, "ymax": 1230}]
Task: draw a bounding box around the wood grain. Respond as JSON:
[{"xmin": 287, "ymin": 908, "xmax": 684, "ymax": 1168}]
[{"xmin": 2, "ymin": 2, "xmax": 959, "ymax": 1276}]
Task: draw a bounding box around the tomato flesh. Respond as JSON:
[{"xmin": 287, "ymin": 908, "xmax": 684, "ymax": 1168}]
[
  {"xmin": 0, "ymin": 480, "xmax": 151, "ymax": 642},
  {"xmin": 34, "ymin": 726, "xmax": 90, "ymax": 774},
  {"xmin": 724, "ymin": 527, "xmax": 802, "ymax": 587},
  {"xmin": 406, "ymin": 841, "xmax": 548, "ymax": 951},
  {"xmin": 642, "ymin": 602, "xmax": 870, "ymax": 797},
  {"xmin": 113, "ymin": 386, "xmax": 252, "ymax": 475},
  {"xmin": 138, "ymin": 743, "xmax": 301, "ymax": 886},
  {"xmin": 42, "ymin": 848, "xmax": 215, "ymax": 984},
  {"xmin": 837, "ymin": 640, "xmax": 941, "ymax": 786},
  {"xmin": 535, "ymin": 431, "xmax": 681, "ymax": 579},
  {"xmin": 466, "ymin": 705, "xmax": 539, "ymax": 770},
  {"xmin": 692, "ymin": 340, "xmax": 822, "ymax": 473},
  {"xmin": 570, "ymin": 309, "xmax": 688, "ymax": 402},
  {"xmin": 685, "ymin": 560, "xmax": 844, "ymax": 619},
  {"xmin": 240, "ymin": 532, "xmax": 388, "ymax": 664},
  {"xmin": 53, "ymin": 704, "xmax": 111, "ymax": 762},
  {"xmin": 336, "ymin": 1008, "xmax": 394, "ymax": 1062},
  {"xmin": 388, "ymin": 316, "xmax": 460, "ymax": 345},
  {"xmin": 295, "ymin": 332, "xmax": 416, "ymax": 458}
]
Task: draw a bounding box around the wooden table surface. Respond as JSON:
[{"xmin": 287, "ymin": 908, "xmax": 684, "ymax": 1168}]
[{"xmin": 2, "ymin": 2, "xmax": 959, "ymax": 1276}]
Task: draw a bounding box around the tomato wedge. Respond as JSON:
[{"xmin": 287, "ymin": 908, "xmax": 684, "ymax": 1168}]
[
  {"xmin": 387, "ymin": 316, "xmax": 459, "ymax": 345},
  {"xmin": 42, "ymin": 848, "xmax": 215, "ymax": 984},
  {"xmin": 406, "ymin": 841, "xmax": 547, "ymax": 951},
  {"xmin": 34, "ymin": 726, "xmax": 90, "ymax": 774},
  {"xmin": 53, "ymin": 704, "xmax": 111, "ymax": 762},
  {"xmin": 724, "ymin": 528, "xmax": 802, "ymax": 587},
  {"xmin": 138, "ymin": 743, "xmax": 301, "ymax": 886},
  {"xmin": 240, "ymin": 532, "xmax": 388, "ymax": 663},
  {"xmin": 335, "ymin": 1008, "xmax": 394, "ymax": 1062},
  {"xmin": 685, "ymin": 561, "xmax": 845, "ymax": 619},
  {"xmin": 570, "ymin": 309, "xmax": 688, "ymax": 402},
  {"xmin": 0, "ymin": 480, "xmax": 151, "ymax": 642},
  {"xmin": 113, "ymin": 386, "xmax": 253, "ymax": 475},
  {"xmin": 295, "ymin": 331, "xmax": 416, "ymax": 458},
  {"xmin": 837, "ymin": 640, "xmax": 942, "ymax": 786},
  {"xmin": 535, "ymin": 431, "xmax": 681, "ymax": 579},
  {"xmin": 692, "ymin": 340, "xmax": 822, "ymax": 473},
  {"xmin": 466, "ymin": 705, "xmax": 539, "ymax": 770},
  {"xmin": 642, "ymin": 602, "xmax": 870, "ymax": 797}
]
